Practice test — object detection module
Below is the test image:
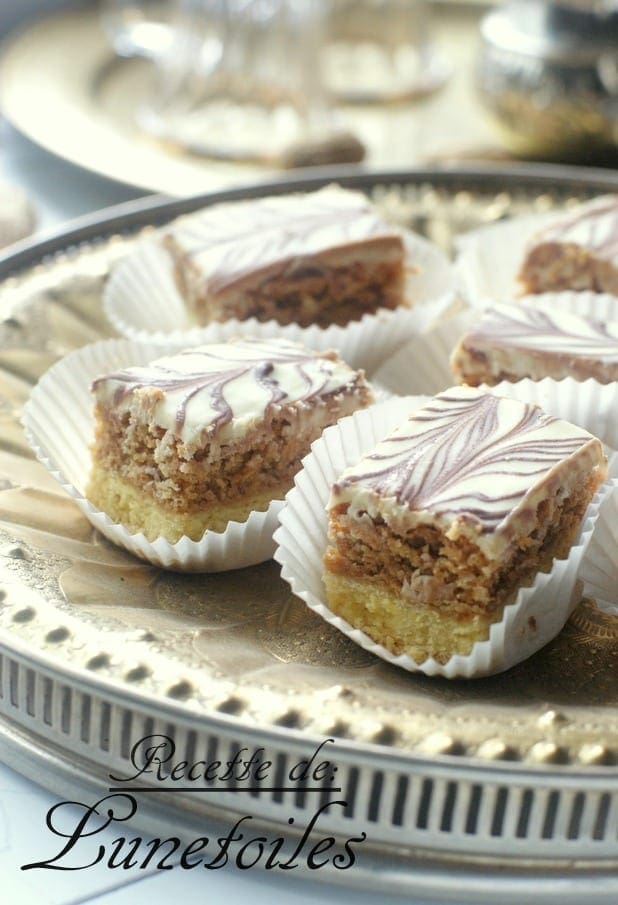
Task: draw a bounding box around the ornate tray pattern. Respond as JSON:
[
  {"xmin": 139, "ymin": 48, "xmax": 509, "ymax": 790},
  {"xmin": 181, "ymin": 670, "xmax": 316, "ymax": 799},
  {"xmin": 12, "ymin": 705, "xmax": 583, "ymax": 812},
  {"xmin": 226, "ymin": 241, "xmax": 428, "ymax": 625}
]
[{"xmin": 0, "ymin": 168, "xmax": 616, "ymax": 894}]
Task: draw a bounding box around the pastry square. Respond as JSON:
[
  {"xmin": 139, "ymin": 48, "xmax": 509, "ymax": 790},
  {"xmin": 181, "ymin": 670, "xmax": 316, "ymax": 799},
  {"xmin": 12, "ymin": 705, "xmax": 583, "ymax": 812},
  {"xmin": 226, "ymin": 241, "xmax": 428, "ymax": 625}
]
[
  {"xmin": 323, "ymin": 387, "xmax": 606, "ymax": 663},
  {"xmin": 517, "ymin": 195, "xmax": 618, "ymax": 295},
  {"xmin": 161, "ymin": 185, "xmax": 406, "ymax": 328},
  {"xmin": 88, "ymin": 338, "xmax": 373, "ymax": 542},
  {"xmin": 450, "ymin": 302, "xmax": 618, "ymax": 386}
]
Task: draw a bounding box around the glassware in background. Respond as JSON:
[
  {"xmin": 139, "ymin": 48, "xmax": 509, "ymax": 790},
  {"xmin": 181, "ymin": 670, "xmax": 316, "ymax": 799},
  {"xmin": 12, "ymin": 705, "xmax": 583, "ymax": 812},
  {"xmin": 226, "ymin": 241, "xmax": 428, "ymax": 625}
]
[
  {"xmin": 323, "ymin": 0, "xmax": 451, "ymax": 103},
  {"xmin": 478, "ymin": 0, "xmax": 618, "ymax": 163},
  {"xmin": 137, "ymin": 0, "xmax": 365, "ymax": 166},
  {"xmin": 100, "ymin": 0, "xmax": 176, "ymax": 58}
]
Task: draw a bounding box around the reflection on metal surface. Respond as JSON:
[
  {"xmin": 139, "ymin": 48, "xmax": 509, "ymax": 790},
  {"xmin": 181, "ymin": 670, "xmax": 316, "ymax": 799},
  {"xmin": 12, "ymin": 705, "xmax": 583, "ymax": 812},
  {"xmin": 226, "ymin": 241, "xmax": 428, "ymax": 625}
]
[{"xmin": 569, "ymin": 597, "xmax": 618, "ymax": 644}]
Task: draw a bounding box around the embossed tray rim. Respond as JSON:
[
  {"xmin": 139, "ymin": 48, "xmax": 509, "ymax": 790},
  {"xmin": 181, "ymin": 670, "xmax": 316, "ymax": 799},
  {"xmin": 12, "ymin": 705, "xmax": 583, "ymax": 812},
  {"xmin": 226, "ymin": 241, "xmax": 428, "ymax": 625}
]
[{"xmin": 2, "ymin": 162, "xmax": 618, "ymax": 276}]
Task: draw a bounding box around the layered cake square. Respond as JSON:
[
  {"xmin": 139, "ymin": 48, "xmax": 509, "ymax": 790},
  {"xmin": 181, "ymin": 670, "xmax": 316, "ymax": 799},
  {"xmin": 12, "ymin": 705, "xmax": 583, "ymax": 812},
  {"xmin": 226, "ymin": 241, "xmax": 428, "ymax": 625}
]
[
  {"xmin": 323, "ymin": 387, "xmax": 606, "ymax": 663},
  {"xmin": 517, "ymin": 195, "xmax": 618, "ymax": 295},
  {"xmin": 88, "ymin": 338, "xmax": 373, "ymax": 542},
  {"xmin": 161, "ymin": 185, "xmax": 407, "ymax": 328},
  {"xmin": 450, "ymin": 302, "xmax": 618, "ymax": 385}
]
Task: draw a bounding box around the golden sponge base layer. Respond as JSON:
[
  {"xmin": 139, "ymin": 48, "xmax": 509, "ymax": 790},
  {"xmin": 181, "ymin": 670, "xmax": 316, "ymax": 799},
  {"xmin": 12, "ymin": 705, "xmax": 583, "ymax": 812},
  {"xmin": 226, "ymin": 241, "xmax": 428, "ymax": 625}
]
[
  {"xmin": 323, "ymin": 571, "xmax": 502, "ymax": 664},
  {"xmin": 87, "ymin": 468, "xmax": 281, "ymax": 543}
]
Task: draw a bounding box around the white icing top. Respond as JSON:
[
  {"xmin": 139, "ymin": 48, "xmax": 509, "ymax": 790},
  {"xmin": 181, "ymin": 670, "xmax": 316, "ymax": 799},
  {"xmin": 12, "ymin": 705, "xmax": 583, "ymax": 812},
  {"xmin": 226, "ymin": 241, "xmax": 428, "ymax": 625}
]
[
  {"xmin": 92, "ymin": 338, "xmax": 365, "ymax": 445},
  {"xmin": 164, "ymin": 185, "xmax": 403, "ymax": 294},
  {"xmin": 460, "ymin": 302, "xmax": 618, "ymax": 361},
  {"xmin": 330, "ymin": 386, "xmax": 603, "ymax": 556},
  {"xmin": 531, "ymin": 194, "xmax": 618, "ymax": 264}
]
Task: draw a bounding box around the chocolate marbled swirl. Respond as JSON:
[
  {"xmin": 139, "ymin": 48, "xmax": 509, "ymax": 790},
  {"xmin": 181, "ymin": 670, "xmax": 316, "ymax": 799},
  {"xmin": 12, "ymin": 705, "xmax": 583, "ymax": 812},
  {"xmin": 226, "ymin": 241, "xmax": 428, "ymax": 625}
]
[
  {"xmin": 459, "ymin": 302, "xmax": 618, "ymax": 360},
  {"xmin": 331, "ymin": 387, "xmax": 604, "ymax": 554},
  {"xmin": 164, "ymin": 185, "xmax": 404, "ymax": 294},
  {"xmin": 529, "ymin": 194, "xmax": 618, "ymax": 263},
  {"xmin": 92, "ymin": 338, "xmax": 368, "ymax": 444}
]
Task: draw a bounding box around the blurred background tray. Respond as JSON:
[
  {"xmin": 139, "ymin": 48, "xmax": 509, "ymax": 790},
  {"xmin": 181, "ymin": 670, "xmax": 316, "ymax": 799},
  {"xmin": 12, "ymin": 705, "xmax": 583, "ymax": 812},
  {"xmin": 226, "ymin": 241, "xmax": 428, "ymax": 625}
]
[{"xmin": 0, "ymin": 3, "xmax": 502, "ymax": 196}]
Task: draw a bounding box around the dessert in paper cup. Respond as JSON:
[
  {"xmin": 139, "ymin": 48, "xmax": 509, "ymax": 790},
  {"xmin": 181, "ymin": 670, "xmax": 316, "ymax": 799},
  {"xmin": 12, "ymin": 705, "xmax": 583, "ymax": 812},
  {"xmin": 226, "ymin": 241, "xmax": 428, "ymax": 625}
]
[
  {"xmin": 21, "ymin": 336, "xmax": 374, "ymax": 572},
  {"xmin": 374, "ymin": 293, "xmax": 618, "ymax": 449},
  {"xmin": 449, "ymin": 293, "xmax": 618, "ymax": 388},
  {"xmin": 456, "ymin": 195, "xmax": 618, "ymax": 305},
  {"xmin": 103, "ymin": 187, "xmax": 457, "ymax": 375},
  {"xmin": 274, "ymin": 393, "xmax": 612, "ymax": 679}
]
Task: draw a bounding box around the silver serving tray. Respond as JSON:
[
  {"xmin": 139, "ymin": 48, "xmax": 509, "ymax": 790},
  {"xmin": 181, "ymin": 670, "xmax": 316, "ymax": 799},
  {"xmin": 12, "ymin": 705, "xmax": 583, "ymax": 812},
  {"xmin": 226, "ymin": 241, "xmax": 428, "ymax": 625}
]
[{"xmin": 0, "ymin": 165, "xmax": 617, "ymax": 902}]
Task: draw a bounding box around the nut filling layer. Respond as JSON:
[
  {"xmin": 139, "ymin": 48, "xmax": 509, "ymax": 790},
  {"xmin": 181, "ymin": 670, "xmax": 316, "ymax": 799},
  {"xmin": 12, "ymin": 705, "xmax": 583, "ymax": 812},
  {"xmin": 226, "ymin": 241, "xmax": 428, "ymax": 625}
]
[
  {"xmin": 89, "ymin": 338, "xmax": 372, "ymax": 541},
  {"xmin": 323, "ymin": 387, "xmax": 607, "ymax": 663}
]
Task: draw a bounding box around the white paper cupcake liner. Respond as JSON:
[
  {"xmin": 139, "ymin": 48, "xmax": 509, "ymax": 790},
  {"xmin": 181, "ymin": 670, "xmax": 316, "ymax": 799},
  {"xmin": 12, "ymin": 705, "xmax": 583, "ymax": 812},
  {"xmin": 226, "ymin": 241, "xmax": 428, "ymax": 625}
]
[
  {"xmin": 274, "ymin": 397, "xmax": 613, "ymax": 678},
  {"xmin": 580, "ymin": 485, "xmax": 618, "ymax": 617},
  {"xmin": 102, "ymin": 230, "xmax": 457, "ymax": 375},
  {"xmin": 373, "ymin": 309, "xmax": 470, "ymax": 396},
  {"xmin": 456, "ymin": 211, "xmax": 618, "ymax": 308},
  {"xmin": 21, "ymin": 338, "xmax": 289, "ymax": 572}
]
